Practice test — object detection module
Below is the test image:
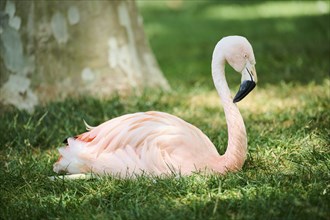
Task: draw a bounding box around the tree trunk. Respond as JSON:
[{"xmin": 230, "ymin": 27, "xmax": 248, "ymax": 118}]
[{"xmin": 0, "ymin": 0, "xmax": 169, "ymax": 112}]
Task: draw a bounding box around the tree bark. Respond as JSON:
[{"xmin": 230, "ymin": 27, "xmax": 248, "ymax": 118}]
[{"xmin": 0, "ymin": 0, "xmax": 169, "ymax": 112}]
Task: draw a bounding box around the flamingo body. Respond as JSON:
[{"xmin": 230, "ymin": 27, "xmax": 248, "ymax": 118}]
[{"xmin": 54, "ymin": 111, "xmax": 224, "ymax": 177}]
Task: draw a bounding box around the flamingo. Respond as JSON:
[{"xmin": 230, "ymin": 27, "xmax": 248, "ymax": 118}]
[{"xmin": 53, "ymin": 36, "xmax": 258, "ymax": 178}]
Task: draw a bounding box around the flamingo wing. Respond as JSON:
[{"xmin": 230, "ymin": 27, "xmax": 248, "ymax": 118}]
[{"xmin": 53, "ymin": 111, "xmax": 220, "ymax": 177}]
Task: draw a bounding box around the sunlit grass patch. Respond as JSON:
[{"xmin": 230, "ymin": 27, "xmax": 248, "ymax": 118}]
[
  {"xmin": 188, "ymin": 79, "xmax": 329, "ymax": 117},
  {"xmin": 202, "ymin": 1, "xmax": 330, "ymax": 20}
]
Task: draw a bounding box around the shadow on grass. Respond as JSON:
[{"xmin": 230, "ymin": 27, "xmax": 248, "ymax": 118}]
[{"xmin": 1, "ymin": 170, "xmax": 328, "ymax": 219}]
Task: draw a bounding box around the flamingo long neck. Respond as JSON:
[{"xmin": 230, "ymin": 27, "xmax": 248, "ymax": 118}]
[{"xmin": 211, "ymin": 43, "xmax": 247, "ymax": 172}]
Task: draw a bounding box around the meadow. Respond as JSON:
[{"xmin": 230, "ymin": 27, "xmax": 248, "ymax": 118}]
[{"xmin": 1, "ymin": 1, "xmax": 329, "ymax": 219}]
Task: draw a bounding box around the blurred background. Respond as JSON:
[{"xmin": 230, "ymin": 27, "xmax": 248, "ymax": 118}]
[{"xmin": 138, "ymin": 0, "xmax": 330, "ymax": 89}]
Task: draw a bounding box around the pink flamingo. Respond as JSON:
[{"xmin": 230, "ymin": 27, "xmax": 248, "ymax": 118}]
[{"xmin": 53, "ymin": 36, "xmax": 258, "ymax": 178}]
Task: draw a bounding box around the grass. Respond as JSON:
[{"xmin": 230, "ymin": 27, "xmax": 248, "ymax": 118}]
[{"xmin": 1, "ymin": 1, "xmax": 330, "ymax": 219}]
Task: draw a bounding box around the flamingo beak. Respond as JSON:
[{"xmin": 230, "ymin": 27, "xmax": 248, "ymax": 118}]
[{"xmin": 233, "ymin": 65, "xmax": 257, "ymax": 103}]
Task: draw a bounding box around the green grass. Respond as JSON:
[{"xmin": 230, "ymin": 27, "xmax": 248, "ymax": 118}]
[{"xmin": 1, "ymin": 1, "xmax": 330, "ymax": 219}]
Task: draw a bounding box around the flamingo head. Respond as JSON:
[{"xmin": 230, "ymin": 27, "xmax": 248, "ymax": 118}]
[{"xmin": 219, "ymin": 36, "xmax": 258, "ymax": 102}]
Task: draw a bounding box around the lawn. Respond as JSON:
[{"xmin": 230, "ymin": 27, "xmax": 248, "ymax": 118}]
[{"xmin": 1, "ymin": 1, "xmax": 329, "ymax": 219}]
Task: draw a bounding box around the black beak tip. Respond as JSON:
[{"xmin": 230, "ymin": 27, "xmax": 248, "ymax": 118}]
[
  {"xmin": 233, "ymin": 80, "xmax": 256, "ymax": 103},
  {"xmin": 233, "ymin": 97, "xmax": 240, "ymax": 103}
]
